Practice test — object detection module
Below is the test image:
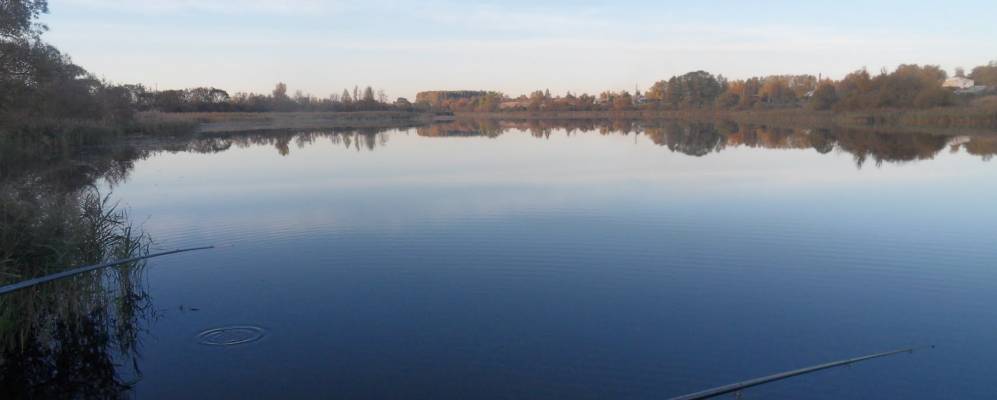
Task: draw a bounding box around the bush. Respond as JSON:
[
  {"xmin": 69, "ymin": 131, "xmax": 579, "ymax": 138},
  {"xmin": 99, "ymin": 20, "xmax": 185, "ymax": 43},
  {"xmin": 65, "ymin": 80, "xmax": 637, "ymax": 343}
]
[
  {"xmin": 715, "ymin": 92, "xmax": 740, "ymax": 109},
  {"xmin": 913, "ymin": 87, "xmax": 954, "ymax": 109},
  {"xmin": 809, "ymin": 84, "xmax": 838, "ymax": 111}
]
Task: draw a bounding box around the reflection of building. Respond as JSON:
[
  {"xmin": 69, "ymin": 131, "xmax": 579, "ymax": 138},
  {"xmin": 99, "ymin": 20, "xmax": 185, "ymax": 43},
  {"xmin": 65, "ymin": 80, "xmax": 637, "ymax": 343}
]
[
  {"xmin": 947, "ymin": 136, "xmax": 971, "ymax": 146},
  {"xmin": 943, "ymin": 77, "xmax": 975, "ymax": 89}
]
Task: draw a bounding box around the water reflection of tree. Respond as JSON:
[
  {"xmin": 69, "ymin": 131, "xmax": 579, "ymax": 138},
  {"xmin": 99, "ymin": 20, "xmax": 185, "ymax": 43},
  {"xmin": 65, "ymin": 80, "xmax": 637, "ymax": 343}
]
[
  {"xmin": 174, "ymin": 128, "xmax": 395, "ymax": 156},
  {"xmin": 416, "ymin": 119, "xmax": 504, "ymax": 138},
  {"xmin": 958, "ymin": 137, "xmax": 997, "ymax": 161},
  {"xmin": 644, "ymin": 121, "xmax": 726, "ymax": 156},
  {"xmin": 420, "ymin": 118, "xmax": 996, "ymax": 166},
  {"xmin": 833, "ymin": 131, "xmax": 950, "ymax": 167},
  {"xmin": 1, "ymin": 133, "xmax": 152, "ymax": 398},
  {"xmin": 113, "ymin": 119, "xmax": 996, "ymax": 166}
]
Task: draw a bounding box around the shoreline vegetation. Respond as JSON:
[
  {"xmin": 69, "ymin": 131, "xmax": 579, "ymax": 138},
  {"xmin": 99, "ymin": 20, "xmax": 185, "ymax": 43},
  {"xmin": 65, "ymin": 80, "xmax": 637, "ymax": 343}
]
[
  {"xmin": 454, "ymin": 101, "xmax": 997, "ymax": 135},
  {"xmin": 138, "ymin": 111, "xmax": 435, "ymax": 134},
  {"xmin": 125, "ymin": 102, "xmax": 997, "ymax": 138},
  {"xmin": 5, "ymin": 104, "xmax": 995, "ymax": 143}
]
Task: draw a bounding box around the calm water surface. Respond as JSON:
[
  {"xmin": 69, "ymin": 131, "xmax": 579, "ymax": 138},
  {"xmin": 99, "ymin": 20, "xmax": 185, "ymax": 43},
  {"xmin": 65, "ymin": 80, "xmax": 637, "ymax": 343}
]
[{"xmin": 80, "ymin": 123, "xmax": 997, "ymax": 398}]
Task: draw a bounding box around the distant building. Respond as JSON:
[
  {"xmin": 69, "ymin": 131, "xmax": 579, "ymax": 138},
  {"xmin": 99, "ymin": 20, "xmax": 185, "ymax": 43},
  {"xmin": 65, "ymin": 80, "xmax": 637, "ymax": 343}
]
[
  {"xmin": 943, "ymin": 77, "xmax": 975, "ymax": 90},
  {"xmin": 632, "ymin": 84, "xmax": 646, "ymax": 105}
]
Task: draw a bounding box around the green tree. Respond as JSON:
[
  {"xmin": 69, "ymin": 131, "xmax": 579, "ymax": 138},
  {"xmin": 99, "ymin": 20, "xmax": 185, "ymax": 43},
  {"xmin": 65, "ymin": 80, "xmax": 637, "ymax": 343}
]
[
  {"xmin": 913, "ymin": 87, "xmax": 953, "ymax": 108},
  {"xmin": 834, "ymin": 69, "xmax": 874, "ymax": 111},
  {"xmin": 612, "ymin": 91, "xmax": 634, "ymax": 111},
  {"xmin": 663, "ymin": 71, "xmax": 723, "ymax": 108},
  {"xmin": 0, "ymin": 0, "xmax": 48, "ymax": 40},
  {"xmin": 476, "ymin": 92, "xmax": 503, "ymax": 112},
  {"xmin": 809, "ymin": 82, "xmax": 838, "ymax": 110},
  {"xmin": 646, "ymin": 80, "xmax": 668, "ymax": 102},
  {"xmin": 970, "ymin": 61, "xmax": 997, "ymax": 86},
  {"xmin": 875, "ymin": 64, "xmax": 946, "ymax": 108},
  {"xmin": 759, "ymin": 77, "xmax": 797, "ymax": 106},
  {"xmin": 272, "ymin": 82, "xmax": 288, "ymax": 100},
  {"xmin": 528, "ymin": 90, "xmax": 546, "ymax": 110},
  {"xmin": 715, "ymin": 91, "xmax": 739, "ymax": 109}
]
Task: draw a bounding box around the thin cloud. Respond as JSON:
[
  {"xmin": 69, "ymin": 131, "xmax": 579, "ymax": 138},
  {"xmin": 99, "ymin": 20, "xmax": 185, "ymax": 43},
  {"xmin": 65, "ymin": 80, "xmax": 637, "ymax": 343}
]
[
  {"xmin": 43, "ymin": 0, "xmax": 995, "ymax": 96},
  {"xmin": 417, "ymin": 3, "xmax": 613, "ymax": 34},
  {"xmin": 47, "ymin": 18, "xmax": 953, "ymax": 55}
]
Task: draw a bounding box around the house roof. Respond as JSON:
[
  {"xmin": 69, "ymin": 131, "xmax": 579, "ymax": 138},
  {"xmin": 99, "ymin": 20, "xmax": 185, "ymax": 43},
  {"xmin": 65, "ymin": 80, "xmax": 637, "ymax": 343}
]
[{"xmin": 943, "ymin": 77, "xmax": 975, "ymax": 87}]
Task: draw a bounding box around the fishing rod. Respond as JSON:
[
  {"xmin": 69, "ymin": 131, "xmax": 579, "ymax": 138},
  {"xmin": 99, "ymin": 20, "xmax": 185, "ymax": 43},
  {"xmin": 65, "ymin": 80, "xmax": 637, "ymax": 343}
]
[
  {"xmin": 0, "ymin": 246, "xmax": 214, "ymax": 296},
  {"xmin": 667, "ymin": 346, "xmax": 931, "ymax": 400}
]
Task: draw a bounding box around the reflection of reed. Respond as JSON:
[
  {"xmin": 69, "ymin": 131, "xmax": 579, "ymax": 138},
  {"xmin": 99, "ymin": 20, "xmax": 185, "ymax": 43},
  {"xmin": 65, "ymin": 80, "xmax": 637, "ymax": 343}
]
[
  {"xmin": 959, "ymin": 136, "xmax": 997, "ymax": 161},
  {"xmin": 1, "ymin": 181, "xmax": 152, "ymax": 397},
  {"xmin": 181, "ymin": 128, "xmax": 394, "ymax": 155},
  {"xmin": 416, "ymin": 119, "xmax": 504, "ymax": 138}
]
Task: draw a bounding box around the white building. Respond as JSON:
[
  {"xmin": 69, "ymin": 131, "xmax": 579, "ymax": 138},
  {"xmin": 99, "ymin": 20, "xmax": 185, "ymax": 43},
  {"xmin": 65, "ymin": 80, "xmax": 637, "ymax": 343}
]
[{"xmin": 943, "ymin": 77, "xmax": 975, "ymax": 89}]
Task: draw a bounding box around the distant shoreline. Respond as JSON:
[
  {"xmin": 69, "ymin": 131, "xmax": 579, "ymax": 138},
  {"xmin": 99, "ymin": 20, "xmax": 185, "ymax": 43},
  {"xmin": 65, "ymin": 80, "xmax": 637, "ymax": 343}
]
[
  {"xmin": 134, "ymin": 111, "xmax": 435, "ymax": 134},
  {"xmin": 456, "ymin": 106, "xmax": 997, "ymax": 132},
  {"xmin": 121, "ymin": 107, "xmax": 997, "ymax": 138}
]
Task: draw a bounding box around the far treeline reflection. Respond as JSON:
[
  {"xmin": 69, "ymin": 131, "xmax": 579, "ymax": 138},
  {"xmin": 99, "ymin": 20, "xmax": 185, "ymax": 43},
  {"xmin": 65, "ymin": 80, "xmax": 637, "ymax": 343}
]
[
  {"xmin": 168, "ymin": 119, "xmax": 996, "ymax": 168},
  {"xmin": 3, "ymin": 120, "xmax": 993, "ymax": 188},
  {"xmin": 417, "ymin": 119, "xmax": 997, "ymax": 166}
]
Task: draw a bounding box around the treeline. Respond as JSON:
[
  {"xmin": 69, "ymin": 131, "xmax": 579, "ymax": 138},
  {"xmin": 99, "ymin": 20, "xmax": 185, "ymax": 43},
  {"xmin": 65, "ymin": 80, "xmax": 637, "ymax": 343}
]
[
  {"xmin": 420, "ymin": 62, "xmax": 997, "ymax": 113},
  {"xmin": 145, "ymin": 61, "xmax": 997, "ymax": 115},
  {"xmin": 4, "ymin": 0, "xmax": 996, "ymax": 129},
  {"xmin": 121, "ymin": 83, "xmax": 419, "ymax": 113},
  {"xmin": 1, "ymin": 1, "xmax": 135, "ymax": 126},
  {"xmin": 0, "ymin": 0, "xmax": 418, "ymax": 131}
]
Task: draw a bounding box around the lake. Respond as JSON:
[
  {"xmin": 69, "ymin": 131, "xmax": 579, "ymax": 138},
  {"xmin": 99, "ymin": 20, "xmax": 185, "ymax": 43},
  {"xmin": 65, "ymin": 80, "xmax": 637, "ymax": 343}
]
[{"xmin": 3, "ymin": 119, "xmax": 997, "ymax": 399}]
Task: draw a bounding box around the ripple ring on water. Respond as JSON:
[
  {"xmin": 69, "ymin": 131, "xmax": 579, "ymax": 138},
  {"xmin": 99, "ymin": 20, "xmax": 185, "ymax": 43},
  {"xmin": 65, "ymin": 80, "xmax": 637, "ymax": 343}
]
[{"xmin": 196, "ymin": 325, "xmax": 267, "ymax": 346}]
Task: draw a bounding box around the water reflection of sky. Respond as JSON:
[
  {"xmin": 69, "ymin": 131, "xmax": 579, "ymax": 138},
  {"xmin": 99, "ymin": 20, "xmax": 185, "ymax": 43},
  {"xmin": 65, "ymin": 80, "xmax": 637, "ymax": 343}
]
[
  {"xmin": 104, "ymin": 128, "xmax": 997, "ymax": 399},
  {"xmin": 113, "ymin": 129, "xmax": 994, "ymax": 239}
]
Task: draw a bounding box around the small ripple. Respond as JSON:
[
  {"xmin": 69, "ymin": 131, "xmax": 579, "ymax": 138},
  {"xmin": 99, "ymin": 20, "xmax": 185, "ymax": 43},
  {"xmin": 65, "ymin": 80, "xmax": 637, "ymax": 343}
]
[{"xmin": 196, "ymin": 325, "xmax": 267, "ymax": 346}]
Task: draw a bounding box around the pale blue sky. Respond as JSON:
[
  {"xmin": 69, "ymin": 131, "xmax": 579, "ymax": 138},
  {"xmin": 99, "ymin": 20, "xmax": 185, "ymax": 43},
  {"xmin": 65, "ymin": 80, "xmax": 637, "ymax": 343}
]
[{"xmin": 44, "ymin": 0, "xmax": 997, "ymax": 99}]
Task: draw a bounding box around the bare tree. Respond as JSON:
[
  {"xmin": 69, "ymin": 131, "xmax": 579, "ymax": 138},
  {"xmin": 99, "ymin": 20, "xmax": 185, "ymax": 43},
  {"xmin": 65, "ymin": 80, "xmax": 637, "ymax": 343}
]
[{"xmin": 272, "ymin": 82, "xmax": 288, "ymax": 100}]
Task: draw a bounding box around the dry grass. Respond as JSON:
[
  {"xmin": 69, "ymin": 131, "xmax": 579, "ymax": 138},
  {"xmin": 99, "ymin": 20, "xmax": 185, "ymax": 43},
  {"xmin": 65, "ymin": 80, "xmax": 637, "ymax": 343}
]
[
  {"xmin": 458, "ymin": 104, "xmax": 997, "ymax": 133},
  {"xmin": 137, "ymin": 111, "xmax": 433, "ymax": 133}
]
